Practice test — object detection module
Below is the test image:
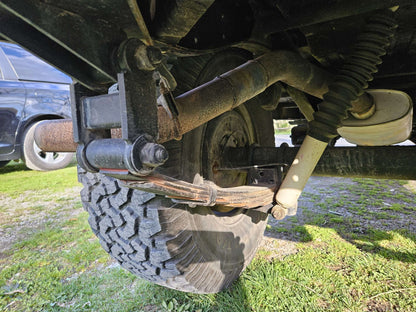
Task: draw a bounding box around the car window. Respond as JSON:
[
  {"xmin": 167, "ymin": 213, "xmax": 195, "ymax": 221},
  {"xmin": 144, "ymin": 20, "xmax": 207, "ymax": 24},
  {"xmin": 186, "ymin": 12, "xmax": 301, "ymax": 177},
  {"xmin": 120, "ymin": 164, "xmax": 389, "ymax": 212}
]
[{"xmin": 0, "ymin": 42, "xmax": 72, "ymax": 84}]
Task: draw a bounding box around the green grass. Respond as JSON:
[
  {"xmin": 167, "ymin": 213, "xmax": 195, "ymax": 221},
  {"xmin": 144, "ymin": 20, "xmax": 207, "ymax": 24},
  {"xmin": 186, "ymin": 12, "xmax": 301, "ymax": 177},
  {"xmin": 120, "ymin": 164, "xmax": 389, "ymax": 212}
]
[
  {"xmin": 274, "ymin": 120, "xmax": 292, "ymax": 135},
  {"xmin": 49, "ymin": 225, "xmax": 416, "ymax": 312},
  {"xmin": 0, "ymin": 162, "xmax": 78, "ymax": 198},
  {"xmin": 1, "ymin": 163, "xmax": 416, "ymax": 311},
  {"xmin": 0, "ymin": 214, "xmax": 110, "ymax": 311}
]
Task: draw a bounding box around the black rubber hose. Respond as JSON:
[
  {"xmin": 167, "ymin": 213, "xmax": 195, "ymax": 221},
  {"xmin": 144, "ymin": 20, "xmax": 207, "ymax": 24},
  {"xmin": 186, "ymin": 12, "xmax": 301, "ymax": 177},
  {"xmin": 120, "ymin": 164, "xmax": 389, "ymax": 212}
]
[{"xmin": 308, "ymin": 10, "xmax": 398, "ymax": 142}]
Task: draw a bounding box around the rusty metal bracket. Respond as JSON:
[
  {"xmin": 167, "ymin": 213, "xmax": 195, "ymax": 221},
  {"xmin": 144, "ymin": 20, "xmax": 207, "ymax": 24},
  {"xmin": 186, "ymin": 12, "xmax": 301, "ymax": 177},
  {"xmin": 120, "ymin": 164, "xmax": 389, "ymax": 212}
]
[
  {"xmin": 115, "ymin": 38, "xmax": 160, "ymax": 140},
  {"xmin": 118, "ymin": 70, "xmax": 158, "ymax": 140},
  {"xmin": 70, "ymin": 83, "xmax": 108, "ymax": 172},
  {"xmin": 68, "ymin": 38, "xmax": 167, "ymax": 175}
]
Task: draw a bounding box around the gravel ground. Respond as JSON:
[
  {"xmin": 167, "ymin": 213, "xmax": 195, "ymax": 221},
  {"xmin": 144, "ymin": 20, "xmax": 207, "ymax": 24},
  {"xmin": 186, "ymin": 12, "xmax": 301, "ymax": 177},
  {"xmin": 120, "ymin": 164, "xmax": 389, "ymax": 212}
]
[
  {"xmin": 1, "ymin": 171, "xmax": 415, "ymax": 265},
  {"xmin": 261, "ymin": 176, "xmax": 416, "ymax": 259},
  {"xmin": 0, "ymin": 186, "xmax": 82, "ymax": 256}
]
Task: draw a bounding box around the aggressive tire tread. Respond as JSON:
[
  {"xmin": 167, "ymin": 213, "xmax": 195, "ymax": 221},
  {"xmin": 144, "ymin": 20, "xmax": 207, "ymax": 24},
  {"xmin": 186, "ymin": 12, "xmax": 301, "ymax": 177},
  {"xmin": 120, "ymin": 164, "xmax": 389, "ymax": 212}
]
[{"xmin": 79, "ymin": 50, "xmax": 273, "ymax": 293}]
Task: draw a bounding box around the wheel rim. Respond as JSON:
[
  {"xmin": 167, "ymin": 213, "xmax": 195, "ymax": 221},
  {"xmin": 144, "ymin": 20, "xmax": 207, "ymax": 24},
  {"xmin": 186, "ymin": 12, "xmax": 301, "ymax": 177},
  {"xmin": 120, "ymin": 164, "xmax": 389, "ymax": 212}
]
[
  {"xmin": 203, "ymin": 110, "xmax": 254, "ymax": 188},
  {"xmin": 201, "ymin": 109, "xmax": 255, "ymax": 216},
  {"xmin": 33, "ymin": 140, "xmax": 68, "ymax": 165},
  {"xmin": 183, "ymin": 108, "xmax": 264, "ymax": 275}
]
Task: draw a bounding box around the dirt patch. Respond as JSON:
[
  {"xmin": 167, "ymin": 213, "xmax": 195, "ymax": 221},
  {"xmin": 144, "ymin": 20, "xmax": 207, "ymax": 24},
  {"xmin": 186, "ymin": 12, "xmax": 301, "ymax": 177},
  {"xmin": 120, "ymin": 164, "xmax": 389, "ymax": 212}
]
[
  {"xmin": 0, "ymin": 186, "xmax": 82, "ymax": 255},
  {"xmin": 261, "ymin": 176, "xmax": 416, "ymax": 258},
  {"xmin": 259, "ymin": 236, "xmax": 298, "ymax": 261},
  {"xmin": 366, "ymin": 299, "xmax": 398, "ymax": 312},
  {"xmin": 1, "ymin": 174, "xmax": 415, "ymax": 273},
  {"xmin": 403, "ymin": 180, "xmax": 416, "ymax": 193}
]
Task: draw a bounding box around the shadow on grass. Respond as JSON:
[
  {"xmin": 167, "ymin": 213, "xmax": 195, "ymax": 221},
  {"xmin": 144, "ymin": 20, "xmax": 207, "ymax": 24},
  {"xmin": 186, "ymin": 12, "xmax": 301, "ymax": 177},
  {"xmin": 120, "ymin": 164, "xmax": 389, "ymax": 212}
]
[
  {"xmin": 0, "ymin": 162, "xmax": 30, "ymax": 174},
  {"xmin": 341, "ymin": 227, "xmax": 416, "ymax": 263},
  {"xmin": 266, "ymin": 224, "xmax": 416, "ymax": 264},
  {"xmin": 265, "ymin": 177, "xmax": 416, "ymax": 263}
]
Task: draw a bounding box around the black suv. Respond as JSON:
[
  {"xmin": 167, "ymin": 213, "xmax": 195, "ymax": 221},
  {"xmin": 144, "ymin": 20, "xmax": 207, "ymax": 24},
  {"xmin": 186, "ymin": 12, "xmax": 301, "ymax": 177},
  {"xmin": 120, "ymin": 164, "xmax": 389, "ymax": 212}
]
[{"xmin": 0, "ymin": 42, "xmax": 73, "ymax": 171}]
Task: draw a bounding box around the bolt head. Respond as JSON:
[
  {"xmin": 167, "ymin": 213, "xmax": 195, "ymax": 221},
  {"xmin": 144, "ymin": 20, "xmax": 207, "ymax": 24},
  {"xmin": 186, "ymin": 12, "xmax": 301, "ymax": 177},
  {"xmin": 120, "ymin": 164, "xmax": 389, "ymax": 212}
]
[
  {"xmin": 154, "ymin": 145, "xmax": 168, "ymax": 164},
  {"xmin": 139, "ymin": 143, "xmax": 168, "ymax": 167},
  {"xmin": 147, "ymin": 46, "xmax": 163, "ymax": 65},
  {"xmin": 271, "ymin": 205, "xmax": 287, "ymax": 220}
]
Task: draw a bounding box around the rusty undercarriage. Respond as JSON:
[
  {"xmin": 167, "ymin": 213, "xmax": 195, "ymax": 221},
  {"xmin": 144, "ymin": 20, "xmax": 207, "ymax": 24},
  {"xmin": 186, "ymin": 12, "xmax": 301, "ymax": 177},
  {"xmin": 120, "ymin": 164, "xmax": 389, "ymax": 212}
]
[{"xmin": 1, "ymin": 0, "xmax": 415, "ymax": 293}]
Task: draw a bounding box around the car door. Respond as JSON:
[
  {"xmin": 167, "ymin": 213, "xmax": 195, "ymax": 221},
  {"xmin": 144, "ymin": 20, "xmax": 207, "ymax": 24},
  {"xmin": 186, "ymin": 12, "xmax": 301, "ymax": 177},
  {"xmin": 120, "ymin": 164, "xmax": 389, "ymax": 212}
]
[{"xmin": 0, "ymin": 43, "xmax": 26, "ymax": 156}]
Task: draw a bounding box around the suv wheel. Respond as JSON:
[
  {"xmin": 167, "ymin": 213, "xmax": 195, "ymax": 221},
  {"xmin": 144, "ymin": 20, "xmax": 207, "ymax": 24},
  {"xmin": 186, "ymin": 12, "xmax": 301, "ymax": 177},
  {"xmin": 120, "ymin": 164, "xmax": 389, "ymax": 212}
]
[
  {"xmin": 22, "ymin": 122, "xmax": 74, "ymax": 171},
  {"xmin": 79, "ymin": 50, "xmax": 275, "ymax": 293}
]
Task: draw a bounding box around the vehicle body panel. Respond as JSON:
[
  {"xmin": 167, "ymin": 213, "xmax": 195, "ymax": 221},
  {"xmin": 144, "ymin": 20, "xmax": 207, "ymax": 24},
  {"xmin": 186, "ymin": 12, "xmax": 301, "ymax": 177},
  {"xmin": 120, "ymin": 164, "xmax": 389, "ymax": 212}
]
[{"xmin": 0, "ymin": 42, "xmax": 71, "ymax": 162}]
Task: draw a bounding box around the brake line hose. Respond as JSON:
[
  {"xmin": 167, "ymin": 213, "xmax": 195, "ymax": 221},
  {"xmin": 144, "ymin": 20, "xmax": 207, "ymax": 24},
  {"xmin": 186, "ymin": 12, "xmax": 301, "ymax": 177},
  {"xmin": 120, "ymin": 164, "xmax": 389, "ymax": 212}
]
[{"xmin": 271, "ymin": 9, "xmax": 398, "ymax": 219}]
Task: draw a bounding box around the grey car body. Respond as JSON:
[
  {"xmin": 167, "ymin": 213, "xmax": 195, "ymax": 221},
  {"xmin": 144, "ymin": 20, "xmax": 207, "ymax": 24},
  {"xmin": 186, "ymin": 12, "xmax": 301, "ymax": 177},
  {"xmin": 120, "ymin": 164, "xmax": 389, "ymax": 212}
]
[{"xmin": 0, "ymin": 42, "xmax": 72, "ymax": 166}]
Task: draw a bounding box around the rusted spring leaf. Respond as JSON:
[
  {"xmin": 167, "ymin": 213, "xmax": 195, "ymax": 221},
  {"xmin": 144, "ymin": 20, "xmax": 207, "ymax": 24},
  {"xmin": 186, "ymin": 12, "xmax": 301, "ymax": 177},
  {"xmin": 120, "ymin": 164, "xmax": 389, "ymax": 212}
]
[{"xmin": 120, "ymin": 173, "xmax": 275, "ymax": 209}]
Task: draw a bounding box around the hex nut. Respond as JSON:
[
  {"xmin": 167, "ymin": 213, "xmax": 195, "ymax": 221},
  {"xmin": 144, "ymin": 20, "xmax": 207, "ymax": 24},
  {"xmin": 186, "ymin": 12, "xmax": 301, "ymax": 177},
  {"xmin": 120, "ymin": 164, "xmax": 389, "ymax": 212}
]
[{"xmin": 271, "ymin": 205, "xmax": 287, "ymax": 220}]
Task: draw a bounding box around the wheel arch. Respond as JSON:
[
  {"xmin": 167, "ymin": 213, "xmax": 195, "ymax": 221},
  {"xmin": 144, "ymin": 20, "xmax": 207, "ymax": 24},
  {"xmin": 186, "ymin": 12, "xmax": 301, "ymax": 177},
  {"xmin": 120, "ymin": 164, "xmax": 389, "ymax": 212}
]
[{"xmin": 16, "ymin": 114, "xmax": 68, "ymax": 149}]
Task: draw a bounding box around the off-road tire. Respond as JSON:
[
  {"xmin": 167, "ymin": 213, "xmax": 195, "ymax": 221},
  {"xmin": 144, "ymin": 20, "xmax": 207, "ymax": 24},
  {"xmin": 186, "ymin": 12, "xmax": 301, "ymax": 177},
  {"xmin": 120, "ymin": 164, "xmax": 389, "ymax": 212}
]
[{"xmin": 79, "ymin": 50, "xmax": 274, "ymax": 293}]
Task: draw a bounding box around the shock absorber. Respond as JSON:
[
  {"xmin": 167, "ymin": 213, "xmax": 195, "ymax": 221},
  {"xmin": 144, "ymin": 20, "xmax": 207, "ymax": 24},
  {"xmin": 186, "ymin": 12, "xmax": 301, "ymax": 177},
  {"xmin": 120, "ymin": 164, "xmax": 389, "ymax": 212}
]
[
  {"xmin": 271, "ymin": 9, "xmax": 398, "ymax": 219},
  {"xmin": 309, "ymin": 10, "xmax": 398, "ymax": 142}
]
